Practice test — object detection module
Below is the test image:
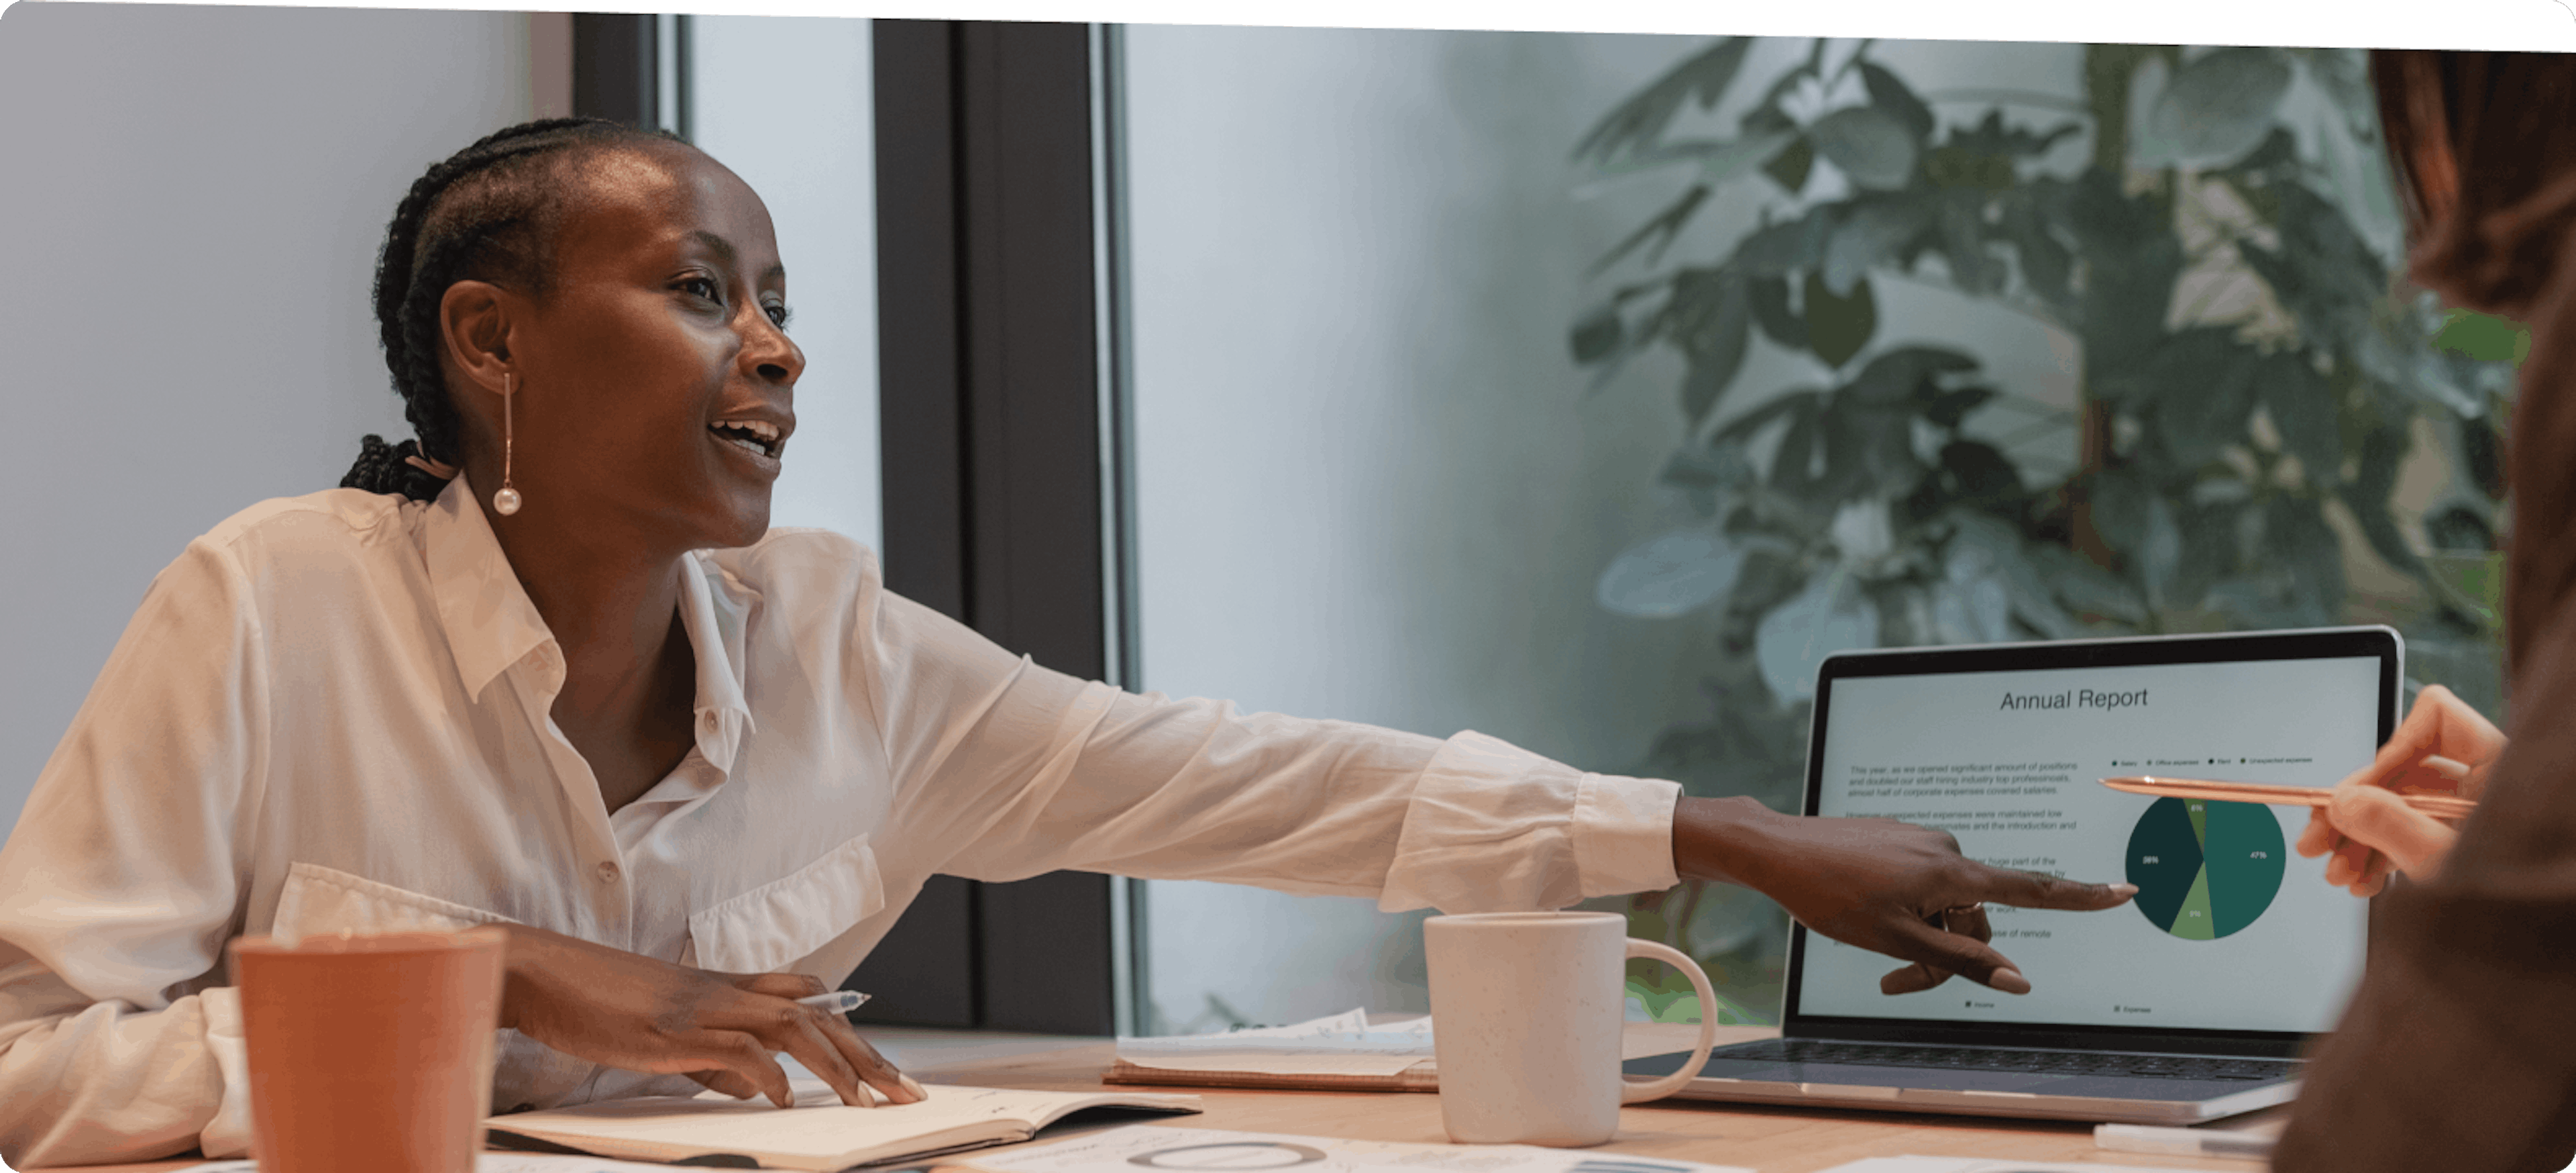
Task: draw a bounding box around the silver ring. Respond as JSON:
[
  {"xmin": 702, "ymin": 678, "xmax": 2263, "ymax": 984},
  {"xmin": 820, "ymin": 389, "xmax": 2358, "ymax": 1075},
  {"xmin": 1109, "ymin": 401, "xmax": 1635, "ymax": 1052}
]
[{"xmin": 1941, "ymin": 903, "xmax": 1984, "ymax": 917}]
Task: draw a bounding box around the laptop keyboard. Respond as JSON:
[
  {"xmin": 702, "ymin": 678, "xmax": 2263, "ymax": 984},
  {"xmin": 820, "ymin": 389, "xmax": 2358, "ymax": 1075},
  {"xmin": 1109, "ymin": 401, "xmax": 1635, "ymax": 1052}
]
[{"xmin": 1721, "ymin": 1039, "xmax": 2296, "ymax": 1082}]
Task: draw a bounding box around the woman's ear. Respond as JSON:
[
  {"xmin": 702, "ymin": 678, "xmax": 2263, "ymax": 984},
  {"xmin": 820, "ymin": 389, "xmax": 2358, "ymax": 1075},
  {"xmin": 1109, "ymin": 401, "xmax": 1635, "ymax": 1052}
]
[{"xmin": 439, "ymin": 278, "xmax": 521, "ymax": 399}]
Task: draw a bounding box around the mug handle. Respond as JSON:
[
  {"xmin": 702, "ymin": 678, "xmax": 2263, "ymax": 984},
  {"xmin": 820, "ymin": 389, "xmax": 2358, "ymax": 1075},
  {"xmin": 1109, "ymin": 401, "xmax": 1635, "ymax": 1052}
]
[{"xmin": 1617, "ymin": 939, "xmax": 1721, "ymax": 1104}]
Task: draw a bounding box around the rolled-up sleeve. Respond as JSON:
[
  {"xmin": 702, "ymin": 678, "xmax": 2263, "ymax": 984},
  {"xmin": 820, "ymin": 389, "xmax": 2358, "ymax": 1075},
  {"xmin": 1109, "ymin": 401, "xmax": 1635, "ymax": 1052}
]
[
  {"xmin": 855, "ymin": 582, "xmax": 1679, "ymax": 914},
  {"xmin": 0, "ymin": 538, "xmax": 268, "ymax": 1167}
]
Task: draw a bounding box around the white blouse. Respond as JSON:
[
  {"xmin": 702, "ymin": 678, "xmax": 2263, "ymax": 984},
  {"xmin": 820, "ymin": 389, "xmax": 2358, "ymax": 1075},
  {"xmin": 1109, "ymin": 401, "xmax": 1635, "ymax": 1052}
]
[{"xmin": 0, "ymin": 476, "xmax": 1681, "ymax": 1167}]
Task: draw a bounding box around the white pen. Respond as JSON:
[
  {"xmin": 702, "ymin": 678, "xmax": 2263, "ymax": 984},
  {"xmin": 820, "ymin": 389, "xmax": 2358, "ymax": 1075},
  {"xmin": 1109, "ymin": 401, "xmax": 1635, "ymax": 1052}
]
[
  {"xmin": 2095, "ymin": 1122, "xmax": 2277, "ymax": 1160},
  {"xmin": 797, "ymin": 990, "xmax": 873, "ymax": 1015}
]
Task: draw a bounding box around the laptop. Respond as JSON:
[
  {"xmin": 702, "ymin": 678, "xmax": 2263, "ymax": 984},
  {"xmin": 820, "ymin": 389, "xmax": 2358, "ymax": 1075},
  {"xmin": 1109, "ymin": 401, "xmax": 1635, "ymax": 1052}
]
[{"xmin": 1625, "ymin": 625, "xmax": 2400, "ymax": 1123}]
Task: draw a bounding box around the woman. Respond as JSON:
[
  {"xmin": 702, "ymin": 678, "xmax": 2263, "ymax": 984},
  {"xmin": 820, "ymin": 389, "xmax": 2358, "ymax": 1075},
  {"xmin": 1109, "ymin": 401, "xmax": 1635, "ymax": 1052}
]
[
  {"xmin": 0, "ymin": 117, "xmax": 2134, "ymax": 1168},
  {"xmin": 2275, "ymin": 50, "xmax": 2576, "ymax": 1173}
]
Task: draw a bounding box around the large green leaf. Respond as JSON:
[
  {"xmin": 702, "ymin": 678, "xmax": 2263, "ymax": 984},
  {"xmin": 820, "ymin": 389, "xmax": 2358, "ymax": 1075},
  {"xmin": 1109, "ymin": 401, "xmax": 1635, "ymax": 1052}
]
[
  {"xmin": 2263, "ymin": 494, "xmax": 2347, "ymax": 621},
  {"xmin": 2029, "ymin": 541, "xmax": 2149, "ymax": 627},
  {"xmin": 1810, "ymin": 105, "xmax": 1921, "ymax": 191},
  {"xmin": 1936, "ymin": 189, "xmax": 1998, "ymax": 296},
  {"xmin": 1921, "ymin": 385, "xmax": 1998, "ymax": 431},
  {"xmin": 2433, "ymin": 309, "xmax": 2531, "ymax": 368},
  {"xmin": 1858, "ymin": 59, "xmax": 1935, "ymax": 145},
  {"xmin": 1570, "ymin": 304, "xmax": 1624, "ymax": 366},
  {"xmin": 1805, "ymin": 272, "xmax": 1878, "ymax": 369},
  {"xmin": 2137, "ymin": 493, "xmax": 2190, "ymax": 612},
  {"xmin": 1597, "ymin": 530, "xmax": 1748, "ymax": 618},
  {"xmin": 2141, "ymin": 46, "xmax": 2294, "ymax": 168},
  {"xmin": 1826, "ymin": 398, "xmax": 1925, "ymax": 498},
  {"xmin": 1733, "ymin": 207, "xmax": 1834, "ymax": 276},
  {"xmin": 2145, "ymin": 327, "xmax": 2263, "ymax": 467},
  {"xmin": 2235, "ymin": 184, "xmax": 2385, "ymax": 363},
  {"xmin": 1844, "ymin": 346, "xmax": 1980, "ymax": 407},
  {"xmin": 1998, "ymin": 190, "xmax": 2073, "ymax": 305},
  {"xmin": 2053, "ymin": 171, "xmax": 2186, "ymax": 376},
  {"xmin": 1916, "ymin": 438, "xmax": 2023, "ymax": 521},
  {"xmin": 2337, "ymin": 422, "xmax": 2427, "ymax": 576},
  {"xmin": 1762, "ymin": 134, "xmax": 1815, "ymax": 197},
  {"xmin": 1748, "ymin": 274, "xmax": 1808, "ymax": 348},
  {"xmin": 1949, "ymin": 511, "xmax": 2085, "ymax": 638},
  {"xmin": 1670, "ymin": 270, "xmax": 1754, "ymax": 428},
  {"xmin": 2089, "ymin": 466, "xmax": 2155, "ymax": 563},
  {"xmin": 1755, "ymin": 571, "xmax": 1880, "ymax": 703},
  {"xmin": 2258, "ymin": 349, "xmax": 2343, "ymax": 484},
  {"xmin": 1822, "ymin": 195, "xmax": 1934, "ymax": 296},
  {"xmin": 1574, "ymin": 37, "xmax": 1755, "ymax": 166}
]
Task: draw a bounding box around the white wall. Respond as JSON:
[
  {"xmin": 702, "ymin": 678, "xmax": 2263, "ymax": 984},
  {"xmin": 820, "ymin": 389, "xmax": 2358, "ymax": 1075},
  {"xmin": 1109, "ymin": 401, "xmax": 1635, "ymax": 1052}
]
[
  {"xmin": 0, "ymin": 3, "xmax": 531, "ymax": 827},
  {"xmin": 0, "ymin": 7, "xmax": 883, "ymax": 833},
  {"xmin": 689, "ymin": 15, "xmax": 881, "ymax": 552}
]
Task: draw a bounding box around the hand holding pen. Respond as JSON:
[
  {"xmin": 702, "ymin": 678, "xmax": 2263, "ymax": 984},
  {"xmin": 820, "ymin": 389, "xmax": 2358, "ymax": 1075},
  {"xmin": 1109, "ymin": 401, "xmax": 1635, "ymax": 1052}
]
[
  {"xmin": 2296, "ymin": 683, "xmax": 2504, "ymax": 895},
  {"xmin": 2102, "ymin": 685, "xmax": 2501, "ymax": 898}
]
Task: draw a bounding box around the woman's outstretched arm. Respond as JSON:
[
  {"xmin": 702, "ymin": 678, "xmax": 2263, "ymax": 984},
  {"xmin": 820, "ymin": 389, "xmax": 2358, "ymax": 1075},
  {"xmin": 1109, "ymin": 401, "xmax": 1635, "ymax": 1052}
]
[{"xmin": 847, "ymin": 557, "xmax": 2126, "ymax": 992}]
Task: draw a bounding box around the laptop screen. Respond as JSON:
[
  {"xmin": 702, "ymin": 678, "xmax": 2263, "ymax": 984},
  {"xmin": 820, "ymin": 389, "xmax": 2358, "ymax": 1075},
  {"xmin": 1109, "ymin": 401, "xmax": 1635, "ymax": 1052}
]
[{"xmin": 1788, "ymin": 632, "xmax": 2388, "ymax": 1041}]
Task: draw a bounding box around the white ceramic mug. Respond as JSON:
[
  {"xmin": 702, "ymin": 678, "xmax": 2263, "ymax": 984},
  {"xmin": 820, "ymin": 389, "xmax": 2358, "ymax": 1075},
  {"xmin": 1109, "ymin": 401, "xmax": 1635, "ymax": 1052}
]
[{"xmin": 1424, "ymin": 911, "xmax": 1719, "ymax": 1147}]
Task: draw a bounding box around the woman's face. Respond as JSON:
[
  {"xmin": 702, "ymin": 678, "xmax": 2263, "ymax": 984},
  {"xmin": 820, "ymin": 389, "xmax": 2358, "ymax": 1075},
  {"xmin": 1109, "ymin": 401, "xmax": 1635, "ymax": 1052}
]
[{"xmin": 494, "ymin": 142, "xmax": 803, "ymax": 554}]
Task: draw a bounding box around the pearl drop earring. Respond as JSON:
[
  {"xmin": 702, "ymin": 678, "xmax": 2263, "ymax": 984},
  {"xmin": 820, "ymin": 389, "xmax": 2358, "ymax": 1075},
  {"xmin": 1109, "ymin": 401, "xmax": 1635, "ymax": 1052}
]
[{"xmin": 493, "ymin": 372, "xmax": 523, "ymax": 517}]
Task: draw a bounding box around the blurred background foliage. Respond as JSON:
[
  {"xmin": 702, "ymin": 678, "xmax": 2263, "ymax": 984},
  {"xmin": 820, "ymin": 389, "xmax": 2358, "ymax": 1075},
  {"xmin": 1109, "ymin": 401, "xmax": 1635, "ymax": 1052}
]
[{"xmin": 1569, "ymin": 40, "xmax": 2526, "ymax": 1025}]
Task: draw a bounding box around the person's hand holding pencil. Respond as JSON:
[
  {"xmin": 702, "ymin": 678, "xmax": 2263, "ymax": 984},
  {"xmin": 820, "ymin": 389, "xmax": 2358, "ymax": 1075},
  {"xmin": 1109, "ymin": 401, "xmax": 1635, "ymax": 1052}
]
[{"xmin": 2292, "ymin": 684, "xmax": 2506, "ymax": 897}]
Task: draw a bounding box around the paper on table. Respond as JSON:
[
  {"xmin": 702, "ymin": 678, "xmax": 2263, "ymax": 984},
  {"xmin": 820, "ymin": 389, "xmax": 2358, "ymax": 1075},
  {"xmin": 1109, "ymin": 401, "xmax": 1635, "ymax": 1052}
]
[
  {"xmin": 576, "ymin": 1079, "xmax": 1161, "ymax": 1149},
  {"xmin": 1810, "ymin": 1157, "xmax": 2225, "ymax": 1172},
  {"xmin": 961, "ymin": 1124, "xmax": 1754, "ymax": 1173},
  {"xmin": 180, "ymin": 1155, "xmax": 692, "ymax": 1172},
  {"xmin": 1115, "ymin": 1009, "xmax": 1436, "ymax": 1077}
]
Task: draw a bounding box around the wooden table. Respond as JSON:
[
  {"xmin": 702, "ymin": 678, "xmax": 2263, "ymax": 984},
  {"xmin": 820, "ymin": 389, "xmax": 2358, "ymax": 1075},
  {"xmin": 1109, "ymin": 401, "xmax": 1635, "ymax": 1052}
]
[{"xmin": 70, "ymin": 1025, "xmax": 2284, "ymax": 1173}]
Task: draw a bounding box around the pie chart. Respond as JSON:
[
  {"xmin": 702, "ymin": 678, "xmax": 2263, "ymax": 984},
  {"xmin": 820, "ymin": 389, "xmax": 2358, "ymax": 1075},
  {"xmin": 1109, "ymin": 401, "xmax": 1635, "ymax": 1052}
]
[{"xmin": 2125, "ymin": 797, "xmax": 2285, "ymax": 939}]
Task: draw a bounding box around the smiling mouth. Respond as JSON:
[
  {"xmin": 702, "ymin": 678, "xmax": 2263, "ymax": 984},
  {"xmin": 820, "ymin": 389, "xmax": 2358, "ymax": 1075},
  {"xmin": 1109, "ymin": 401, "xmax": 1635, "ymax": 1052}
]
[{"xmin": 709, "ymin": 419, "xmax": 784, "ymax": 460}]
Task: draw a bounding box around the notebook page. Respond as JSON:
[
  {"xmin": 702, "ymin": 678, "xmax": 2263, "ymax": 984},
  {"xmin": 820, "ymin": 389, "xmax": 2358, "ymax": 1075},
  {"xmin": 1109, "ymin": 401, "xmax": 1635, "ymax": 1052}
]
[{"xmin": 495, "ymin": 1082, "xmax": 1175, "ymax": 1161}]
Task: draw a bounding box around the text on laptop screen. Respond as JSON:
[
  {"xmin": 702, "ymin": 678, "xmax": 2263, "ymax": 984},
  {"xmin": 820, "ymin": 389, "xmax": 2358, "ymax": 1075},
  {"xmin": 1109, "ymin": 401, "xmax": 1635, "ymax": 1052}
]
[{"xmin": 1799, "ymin": 656, "xmax": 2377, "ymax": 1034}]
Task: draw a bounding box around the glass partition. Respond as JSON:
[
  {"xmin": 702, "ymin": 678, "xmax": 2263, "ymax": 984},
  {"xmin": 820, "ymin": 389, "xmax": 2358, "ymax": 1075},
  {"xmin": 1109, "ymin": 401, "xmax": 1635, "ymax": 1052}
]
[{"xmin": 1116, "ymin": 27, "xmax": 2518, "ymax": 1032}]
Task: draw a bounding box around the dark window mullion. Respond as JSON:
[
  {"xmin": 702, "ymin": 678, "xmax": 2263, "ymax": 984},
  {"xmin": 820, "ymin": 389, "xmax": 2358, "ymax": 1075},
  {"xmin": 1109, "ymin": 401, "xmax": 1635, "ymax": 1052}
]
[{"xmin": 861, "ymin": 19, "xmax": 1116, "ymax": 1037}]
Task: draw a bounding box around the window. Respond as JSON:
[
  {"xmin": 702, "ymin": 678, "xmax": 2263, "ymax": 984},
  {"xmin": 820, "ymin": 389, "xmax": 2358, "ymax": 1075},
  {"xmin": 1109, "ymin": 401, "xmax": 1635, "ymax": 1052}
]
[{"xmin": 1114, "ymin": 30, "xmax": 2516, "ymax": 1031}]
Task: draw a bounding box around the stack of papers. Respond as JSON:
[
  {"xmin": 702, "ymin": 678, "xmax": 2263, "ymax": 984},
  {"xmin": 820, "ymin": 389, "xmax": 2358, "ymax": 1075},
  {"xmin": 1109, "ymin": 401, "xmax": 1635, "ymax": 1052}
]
[{"xmin": 1106, "ymin": 1009, "xmax": 1439, "ymax": 1091}]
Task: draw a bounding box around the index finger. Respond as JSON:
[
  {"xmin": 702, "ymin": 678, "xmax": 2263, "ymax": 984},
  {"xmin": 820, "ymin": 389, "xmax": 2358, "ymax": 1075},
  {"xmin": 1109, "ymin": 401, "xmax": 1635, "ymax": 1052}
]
[
  {"xmin": 1957, "ymin": 866, "xmax": 2137, "ymax": 911},
  {"xmin": 815, "ymin": 1011, "xmax": 926, "ymax": 1105}
]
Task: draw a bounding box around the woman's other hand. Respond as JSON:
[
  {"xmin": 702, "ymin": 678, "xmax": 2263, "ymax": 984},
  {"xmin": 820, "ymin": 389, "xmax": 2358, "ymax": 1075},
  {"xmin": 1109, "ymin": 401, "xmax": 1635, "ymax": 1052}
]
[
  {"xmin": 2295, "ymin": 684, "xmax": 2504, "ymax": 896},
  {"xmin": 1674, "ymin": 797, "xmax": 2137, "ymax": 995},
  {"xmin": 496, "ymin": 925, "xmax": 924, "ymax": 1109}
]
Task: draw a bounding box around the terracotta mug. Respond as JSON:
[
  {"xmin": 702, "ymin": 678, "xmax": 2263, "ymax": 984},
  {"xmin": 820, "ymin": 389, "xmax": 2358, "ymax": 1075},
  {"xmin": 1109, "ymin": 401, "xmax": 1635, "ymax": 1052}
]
[
  {"xmin": 228, "ymin": 926, "xmax": 508, "ymax": 1173},
  {"xmin": 1424, "ymin": 911, "xmax": 1719, "ymax": 1147}
]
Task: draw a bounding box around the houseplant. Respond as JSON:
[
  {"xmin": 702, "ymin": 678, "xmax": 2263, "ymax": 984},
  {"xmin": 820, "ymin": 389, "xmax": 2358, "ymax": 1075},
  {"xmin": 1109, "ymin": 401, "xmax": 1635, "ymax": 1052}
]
[{"xmin": 1570, "ymin": 39, "xmax": 2524, "ymax": 1024}]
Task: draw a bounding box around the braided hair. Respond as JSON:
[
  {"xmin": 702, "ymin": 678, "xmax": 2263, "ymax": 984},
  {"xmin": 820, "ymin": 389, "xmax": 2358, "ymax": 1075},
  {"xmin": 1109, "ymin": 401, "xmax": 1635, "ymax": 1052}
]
[{"xmin": 341, "ymin": 117, "xmax": 688, "ymax": 500}]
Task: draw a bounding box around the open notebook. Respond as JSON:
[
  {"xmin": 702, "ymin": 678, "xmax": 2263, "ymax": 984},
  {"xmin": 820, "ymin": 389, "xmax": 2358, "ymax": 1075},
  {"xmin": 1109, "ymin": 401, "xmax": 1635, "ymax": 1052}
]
[{"xmin": 486, "ymin": 1081, "xmax": 1202, "ymax": 1172}]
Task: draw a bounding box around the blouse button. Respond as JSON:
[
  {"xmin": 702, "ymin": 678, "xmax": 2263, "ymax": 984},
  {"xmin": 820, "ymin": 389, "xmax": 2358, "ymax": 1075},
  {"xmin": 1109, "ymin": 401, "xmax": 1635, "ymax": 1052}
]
[{"xmin": 595, "ymin": 860, "xmax": 621, "ymax": 884}]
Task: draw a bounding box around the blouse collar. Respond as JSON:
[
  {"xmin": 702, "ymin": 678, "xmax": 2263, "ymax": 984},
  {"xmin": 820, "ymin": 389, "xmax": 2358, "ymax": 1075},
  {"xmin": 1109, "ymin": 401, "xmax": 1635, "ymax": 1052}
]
[{"xmin": 421, "ymin": 474, "xmax": 757, "ymax": 764}]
